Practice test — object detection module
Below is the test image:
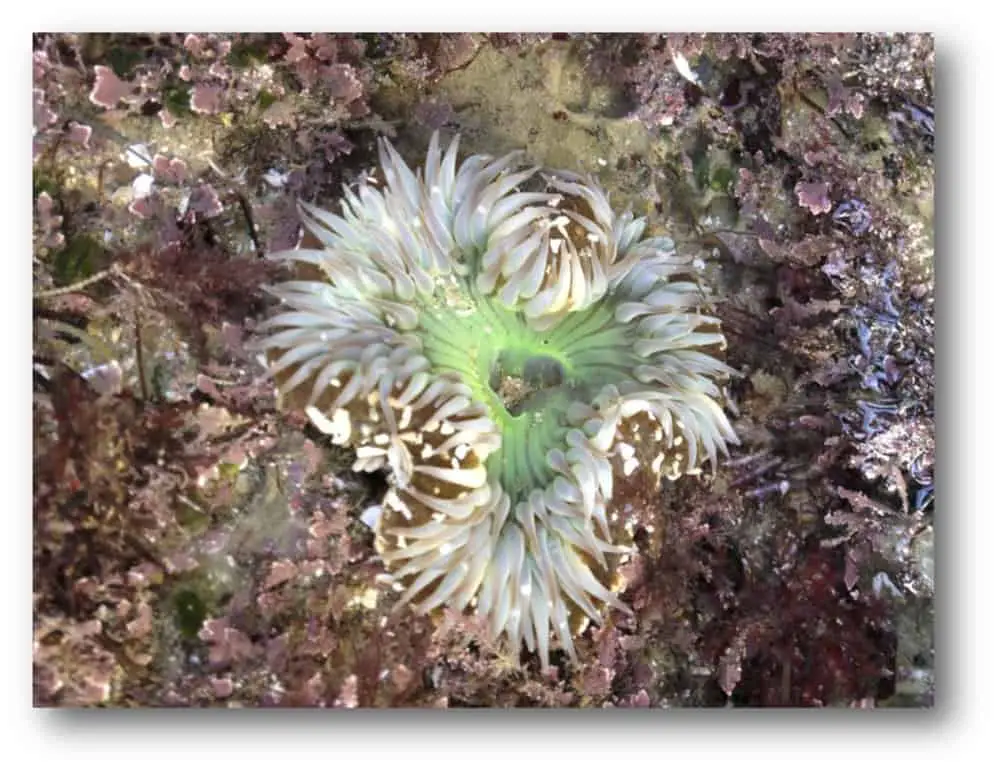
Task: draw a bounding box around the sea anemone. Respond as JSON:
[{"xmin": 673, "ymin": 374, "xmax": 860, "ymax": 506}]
[{"xmin": 259, "ymin": 132, "xmax": 738, "ymax": 668}]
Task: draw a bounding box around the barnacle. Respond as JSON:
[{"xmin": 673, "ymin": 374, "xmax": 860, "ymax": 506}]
[{"xmin": 259, "ymin": 133, "xmax": 738, "ymax": 667}]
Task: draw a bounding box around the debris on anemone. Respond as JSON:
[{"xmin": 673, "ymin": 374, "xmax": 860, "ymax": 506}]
[{"xmin": 258, "ymin": 132, "xmax": 738, "ymax": 668}]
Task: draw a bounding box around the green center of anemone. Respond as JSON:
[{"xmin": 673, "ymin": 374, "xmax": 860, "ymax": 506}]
[{"xmin": 416, "ymin": 276, "xmax": 638, "ymax": 499}]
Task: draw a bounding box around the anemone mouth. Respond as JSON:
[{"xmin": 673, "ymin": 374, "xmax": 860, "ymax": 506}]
[
  {"xmin": 258, "ymin": 132, "xmax": 739, "ymax": 669},
  {"xmin": 490, "ymin": 352, "xmax": 567, "ymax": 416}
]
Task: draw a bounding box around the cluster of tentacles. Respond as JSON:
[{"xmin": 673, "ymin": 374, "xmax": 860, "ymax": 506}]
[{"xmin": 258, "ymin": 132, "xmax": 738, "ymax": 668}]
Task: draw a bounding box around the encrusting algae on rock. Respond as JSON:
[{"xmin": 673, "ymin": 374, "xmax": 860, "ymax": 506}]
[{"xmin": 257, "ymin": 131, "xmax": 738, "ymax": 668}]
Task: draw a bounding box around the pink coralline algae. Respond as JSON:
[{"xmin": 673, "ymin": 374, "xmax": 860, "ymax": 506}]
[{"xmin": 795, "ymin": 181, "xmax": 834, "ymax": 216}]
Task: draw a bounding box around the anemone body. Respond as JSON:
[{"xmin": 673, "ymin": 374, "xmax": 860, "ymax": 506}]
[{"xmin": 259, "ymin": 133, "xmax": 738, "ymax": 667}]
